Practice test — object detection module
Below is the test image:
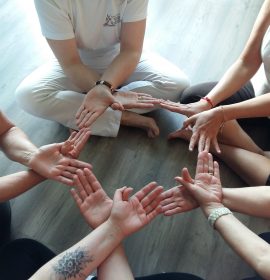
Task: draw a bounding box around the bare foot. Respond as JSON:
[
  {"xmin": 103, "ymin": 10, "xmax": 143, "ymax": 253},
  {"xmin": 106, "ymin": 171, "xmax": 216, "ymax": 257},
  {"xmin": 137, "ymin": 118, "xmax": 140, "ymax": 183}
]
[{"xmin": 121, "ymin": 111, "xmax": 159, "ymax": 138}]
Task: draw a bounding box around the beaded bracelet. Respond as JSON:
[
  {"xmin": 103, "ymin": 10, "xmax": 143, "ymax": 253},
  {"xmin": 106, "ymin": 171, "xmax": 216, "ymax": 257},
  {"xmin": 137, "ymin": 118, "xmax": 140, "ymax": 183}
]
[
  {"xmin": 201, "ymin": 96, "xmax": 214, "ymax": 108},
  {"xmin": 208, "ymin": 207, "xmax": 232, "ymax": 228}
]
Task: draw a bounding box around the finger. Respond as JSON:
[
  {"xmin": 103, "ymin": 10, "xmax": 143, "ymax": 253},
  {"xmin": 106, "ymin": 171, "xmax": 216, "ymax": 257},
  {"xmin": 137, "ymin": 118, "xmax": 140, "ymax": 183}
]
[
  {"xmin": 212, "ymin": 137, "xmax": 221, "ymax": 154},
  {"xmin": 160, "ymin": 103, "xmax": 182, "ymax": 113},
  {"xmin": 213, "ymin": 161, "xmax": 220, "ymax": 180},
  {"xmin": 76, "ymin": 169, "xmax": 94, "ymax": 196},
  {"xmin": 113, "ymin": 187, "xmax": 127, "ymax": 202},
  {"xmin": 55, "ymin": 175, "xmax": 74, "ymax": 186},
  {"xmin": 68, "ymin": 131, "xmax": 78, "ymax": 143},
  {"xmin": 189, "ymin": 131, "xmax": 199, "ymax": 152},
  {"xmin": 61, "ymin": 171, "xmax": 75, "ymax": 180},
  {"xmin": 163, "ymin": 207, "xmax": 183, "ymax": 216},
  {"xmin": 208, "ymin": 153, "xmax": 214, "ymax": 175},
  {"xmin": 134, "ymin": 182, "xmax": 158, "ymax": 202},
  {"xmin": 69, "ymin": 159, "xmax": 92, "ymax": 170},
  {"xmin": 123, "ymin": 102, "xmax": 154, "ymax": 109},
  {"xmin": 78, "ymin": 111, "xmax": 95, "ymax": 128},
  {"xmin": 73, "ymin": 174, "xmax": 88, "ymax": 200},
  {"xmin": 73, "ymin": 129, "xmax": 91, "ymax": 148},
  {"xmin": 123, "ymin": 187, "xmax": 133, "ymax": 201},
  {"xmin": 196, "ymin": 152, "xmax": 206, "ymax": 175},
  {"xmin": 64, "ymin": 166, "xmax": 78, "ymax": 174},
  {"xmin": 198, "ymin": 133, "xmax": 207, "ymax": 153},
  {"xmin": 146, "ymin": 206, "xmax": 162, "ymax": 221},
  {"xmin": 84, "ymin": 112, "xmax": 102, "ymax": 127},
  {"xmin": 140, "ymin": 186, "xmax": 163, "ymax": 208},
  {"xmin": 76, "ymin": 108, "xmax": 88, "ymax": 124},
  {"xmin": 70, "ymin": 188, "xmax": 83, "ymax": 206},
  {"xmin": 111, "ymin": 102, "xmax": 124, "ymax": 111},
  {"xmin": 136, "ymin": 93, "xmax": 152, "ymax": 98},
  {"xmin": 84, "ymin": 168, "xmax": 102, "ymax": 192},
  {"xmin": 160, "ymin": 189, "xmax": 174, "ymax": 202},
  {"xmin": 204, "ymin": 137, "xmax": 211, "ymax": 153},
  {"xmin": 161, "ymin": 202, "xmax": 179, "ymax": 212},
  {"xmin": 181, "ymin": 168, "xmax": 194, "ymax": 183},
  {"xmin": 75, "ymin": 105, "xmax": 85, "ymax": 119},
  {"xmin": 160, "ymin": 196, "xmax": 175, "ymax": 206},
  {"xmin": 168, "ymin": 129, "xmax": 182, "ymax": 140},
  {"xmin": 144, "ymin": 197, "xmax": 163, "ymax": 215}
]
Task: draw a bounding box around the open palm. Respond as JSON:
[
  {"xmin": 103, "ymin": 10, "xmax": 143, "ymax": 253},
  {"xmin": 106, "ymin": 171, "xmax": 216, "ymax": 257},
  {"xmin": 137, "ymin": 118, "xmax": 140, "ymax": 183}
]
[{"xmin": 71, "ymin": 168, "xmax": 113, "ymax": 228}]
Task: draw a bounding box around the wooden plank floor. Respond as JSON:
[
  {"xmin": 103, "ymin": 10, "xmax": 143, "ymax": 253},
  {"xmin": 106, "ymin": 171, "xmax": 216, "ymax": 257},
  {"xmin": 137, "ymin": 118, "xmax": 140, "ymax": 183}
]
[{"xmin": 1, "ymin": 0, "xmax": 269, "ymax": 279}]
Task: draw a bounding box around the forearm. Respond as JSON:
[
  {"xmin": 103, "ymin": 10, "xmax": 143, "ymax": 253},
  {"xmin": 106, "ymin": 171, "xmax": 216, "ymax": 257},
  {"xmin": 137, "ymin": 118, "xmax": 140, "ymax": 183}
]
[
  {"xmin": 0, "ymin": 127, "xmax": 38, "ymax": 167},
  {"xmin": 220, "ymin": 93, "xmax": 270, "ymax": 120},
  {"xmin": 213, "ymin": 211, "xmax": 270, "ymax": 279},
  {"xmin": 223, "ymin": 187, "xmax": 270, "ymax": 218},
  {"xmin": 64, "ymin": 63, "xmax": 100, "ymax": 92},
  {"xmin": 30, "ymin": 220, "xmax": 124, "ymax": 280},
  {"xmin": 101, "ymin": 50, "xmax": 141, "ymax": 89},
  {"xmin": 0, "ymin": 170, "xmax": 45, "ymax": 202},
  {"xmin": 207, "ymin": 58, "xmax": 260, "ymax": 106},
  {"xmin": 97, "ymin": 245, "xmax": 134, "ymax": 280}
]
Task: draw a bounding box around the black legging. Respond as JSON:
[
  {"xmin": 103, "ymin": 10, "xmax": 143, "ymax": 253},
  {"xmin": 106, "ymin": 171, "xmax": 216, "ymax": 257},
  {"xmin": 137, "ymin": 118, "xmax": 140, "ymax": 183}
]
[
  {"xmin": 0, "ymin": 201, "xmax": 11, "ymax": 246},
  {"xmin": 0, "ymin": 238, "xmax": 56, "ymax": 280}
]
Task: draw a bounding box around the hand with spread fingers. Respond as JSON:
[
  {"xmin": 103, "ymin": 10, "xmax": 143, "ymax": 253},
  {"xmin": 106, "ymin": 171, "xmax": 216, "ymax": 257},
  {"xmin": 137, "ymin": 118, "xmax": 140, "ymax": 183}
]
[
  {"xmin": 109, "ymin": 182, "xmax": 164, "ymax": 237},
  {"xmin": 175, "ymin": 151, "xmax": 223, "ymax": 214},
  {"xmin": 76, "ymin": 86, "xmax": 124, "ymax": 129},
  {"xmin": 71, "ymin": 168, "xmax": 113, "ymax": 228},
  {"xmin": 182, "ymin": 107, "xmax": 224, "ymax": 153},
  {"xmin": 28, "ymin": 128, "xmax": 92, "ymax": 186},
  {"xmin": 161, "ymin": 151, "xmax": 222, "ymax": 216}
]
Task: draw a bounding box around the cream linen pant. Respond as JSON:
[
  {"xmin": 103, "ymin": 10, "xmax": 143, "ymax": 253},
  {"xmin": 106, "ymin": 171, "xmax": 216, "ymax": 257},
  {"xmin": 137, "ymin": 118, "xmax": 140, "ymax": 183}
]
[{"xmin": 15, "ymin": 52, "xmax": 189, "ymax": 137}]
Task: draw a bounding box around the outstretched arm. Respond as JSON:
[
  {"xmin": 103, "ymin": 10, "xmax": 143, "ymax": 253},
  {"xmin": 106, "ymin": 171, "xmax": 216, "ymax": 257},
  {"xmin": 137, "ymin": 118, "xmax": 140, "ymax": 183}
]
[
  {"xmin": 0, "ymin": 170, "xmax": 45, "ymax": 202},
  {"xmin": 71, "ymin": 170, "xmax": 162, "ymax": 280},
  {"xmin": 222, "ymin": 186, "xmax": 270, "ymax": 218},
  {"xmin": 31, "ymin": 181, "xmax": 162, "ymax": 280},
  {"xmin": 177, "ymin": 151, "xmax": 270, "ymax": 279}
]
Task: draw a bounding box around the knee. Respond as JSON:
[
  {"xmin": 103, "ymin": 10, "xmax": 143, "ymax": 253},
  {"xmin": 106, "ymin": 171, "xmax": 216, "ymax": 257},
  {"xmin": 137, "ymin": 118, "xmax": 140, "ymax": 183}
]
[
  {"xmin": 15, "ymin": 80, "xmax": 43, "ymax": 116},
  {"xmin": 180, "ymin": 82, "xmax": 217, "ymax": 104},
  {"xmin": 153, "ymin": 72, "xmax": 190, "ymax": 101}
]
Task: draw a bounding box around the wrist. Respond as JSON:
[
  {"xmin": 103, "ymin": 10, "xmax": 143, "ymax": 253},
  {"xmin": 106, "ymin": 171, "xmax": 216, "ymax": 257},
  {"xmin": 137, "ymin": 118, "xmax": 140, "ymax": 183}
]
[
  {"xmin": 207, "ymin": 206, "xmax": 233, "ymax": 228},
  {"xmin": 95, "ymin": 80, "xmax": 115, "ymax": 94},
  {"xmin": 21, "ymin": 149, "xmax": 38, "ymax": 167},
  {"xmin": 200, "ymin": 96, "xmax": 215, "ymax": 109},
  {"xmin": 104, "ymin": 218, "xmax": 126, "ymax": 241},
  {"xmin": 201, "ymin": 202, "xmax": 225, "ymax": 217}
]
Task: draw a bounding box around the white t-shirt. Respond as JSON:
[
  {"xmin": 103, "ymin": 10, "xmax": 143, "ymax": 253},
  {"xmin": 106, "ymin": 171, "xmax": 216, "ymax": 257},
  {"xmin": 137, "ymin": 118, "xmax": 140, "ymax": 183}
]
[{"xmin": 34, "ymin": 0, "xmax": 148, "ymax": 60}]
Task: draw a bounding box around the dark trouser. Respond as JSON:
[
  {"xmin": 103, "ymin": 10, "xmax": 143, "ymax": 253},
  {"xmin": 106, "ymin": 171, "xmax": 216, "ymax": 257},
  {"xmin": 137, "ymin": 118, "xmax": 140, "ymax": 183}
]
[
  {"xmin": 180, "ymin": 81, "xmax": 255, "ymax": 106},
  {"xmin": 0, "ymin": 201, "xmax": 11, "ymax": 246}
]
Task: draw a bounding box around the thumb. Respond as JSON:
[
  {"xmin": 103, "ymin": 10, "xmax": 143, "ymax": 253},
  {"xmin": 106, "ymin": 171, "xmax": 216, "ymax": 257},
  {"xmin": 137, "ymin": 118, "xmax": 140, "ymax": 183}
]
[
  {"xmin": 181, "ymin": 167, "xmax": 194, "ymax": 183},
  {"xmin": 111, "ymin": 101, "xmax": 124, "ymax": 111},
  {"xmin": 113, "ymin": 187, "xmax": 127, "ymax": 202},
  {"xmin": 175, "ymin": 176, "xmax": 196, "ymax": 194}
]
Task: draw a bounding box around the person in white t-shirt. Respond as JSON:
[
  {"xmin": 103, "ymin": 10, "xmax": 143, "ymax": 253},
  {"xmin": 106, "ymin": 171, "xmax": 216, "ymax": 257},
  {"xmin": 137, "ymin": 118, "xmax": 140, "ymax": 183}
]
[
  {"xmin": 156, "ymin": 0, "xmax": 270, "ymax": 186},
  {"xmin": 15, "ymin": 0, "xmax": 190, "ymax": 138}
]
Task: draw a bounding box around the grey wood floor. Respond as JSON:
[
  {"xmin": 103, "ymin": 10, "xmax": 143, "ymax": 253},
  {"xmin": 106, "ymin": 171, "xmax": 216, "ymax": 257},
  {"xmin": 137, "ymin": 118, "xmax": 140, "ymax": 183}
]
[{"xmin": 1, "ymin": 0, "xmax": 269, "ymax": 279}]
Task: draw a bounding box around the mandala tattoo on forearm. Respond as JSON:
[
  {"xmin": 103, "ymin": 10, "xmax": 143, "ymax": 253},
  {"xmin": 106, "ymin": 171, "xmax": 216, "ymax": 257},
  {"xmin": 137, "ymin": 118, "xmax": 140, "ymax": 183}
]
[{"xmin": 52, "ymin": 247, "xmax": 94, "ymax": 279}]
